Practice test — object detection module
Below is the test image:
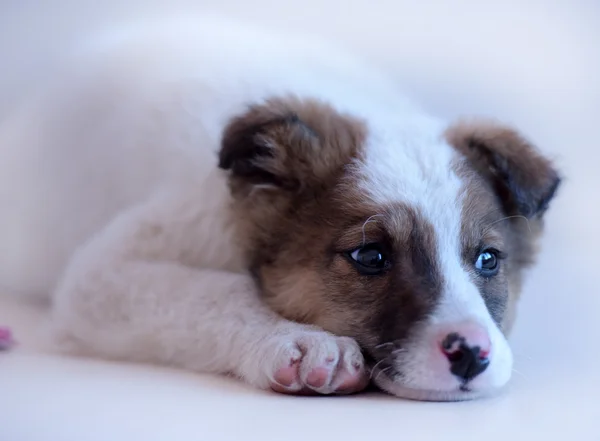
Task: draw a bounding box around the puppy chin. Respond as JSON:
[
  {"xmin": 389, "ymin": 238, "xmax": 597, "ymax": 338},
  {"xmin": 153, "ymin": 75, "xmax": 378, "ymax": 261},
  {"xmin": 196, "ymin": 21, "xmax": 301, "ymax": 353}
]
[{"xmin": 371, "ymin": 367, "xmax": 505, "ymax": 402}]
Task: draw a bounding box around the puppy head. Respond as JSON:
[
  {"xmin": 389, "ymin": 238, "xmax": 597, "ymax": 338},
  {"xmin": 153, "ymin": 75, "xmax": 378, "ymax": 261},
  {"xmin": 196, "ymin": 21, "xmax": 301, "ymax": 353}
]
[{"xmin": 220, "ymin": 96, "xmax": 560, "ymax": 401}]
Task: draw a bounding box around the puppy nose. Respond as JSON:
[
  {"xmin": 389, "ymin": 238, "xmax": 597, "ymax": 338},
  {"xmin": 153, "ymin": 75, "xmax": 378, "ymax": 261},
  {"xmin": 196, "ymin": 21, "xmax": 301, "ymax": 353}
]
[{"xmin": 439, "ymin": 324, "xmax": 491, "ymax": 382}]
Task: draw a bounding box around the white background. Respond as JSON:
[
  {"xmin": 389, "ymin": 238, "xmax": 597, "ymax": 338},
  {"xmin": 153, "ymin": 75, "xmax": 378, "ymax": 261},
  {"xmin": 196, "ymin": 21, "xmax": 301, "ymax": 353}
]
[{"xmin": 0, "ymin": 1, "xmax": 599, "ymax": 440}]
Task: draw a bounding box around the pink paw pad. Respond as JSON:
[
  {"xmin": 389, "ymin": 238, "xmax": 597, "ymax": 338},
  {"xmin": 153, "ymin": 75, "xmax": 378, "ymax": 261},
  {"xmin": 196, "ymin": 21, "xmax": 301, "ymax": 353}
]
[
  {"xmin": 273, "ymin": 366, "xmax": 298, "ymax": 388},
  {"xmin": 0, "ymin": 327, "xmax": 14, "ymax": 351},
  {"xmin": 306, "ymin": 367, "xmax": 330, "ymax": 388}
]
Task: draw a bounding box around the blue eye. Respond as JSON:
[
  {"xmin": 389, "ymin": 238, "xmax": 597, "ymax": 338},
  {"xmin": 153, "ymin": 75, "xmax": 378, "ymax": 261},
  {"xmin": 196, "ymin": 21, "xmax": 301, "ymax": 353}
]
[{"xmin": 475, "ymin": 250, "xmax": 499, "ymax": 276}]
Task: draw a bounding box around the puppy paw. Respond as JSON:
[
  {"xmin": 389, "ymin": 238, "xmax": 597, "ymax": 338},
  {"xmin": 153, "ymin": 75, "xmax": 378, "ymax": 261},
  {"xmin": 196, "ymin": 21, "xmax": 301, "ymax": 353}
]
[
  {"xmin": 0, "ymin": 326, "xmax": 14, "ymax": 351},
  {"xmin": 253, "ymin": 329, "xmax": 367, "ymax": 395}
]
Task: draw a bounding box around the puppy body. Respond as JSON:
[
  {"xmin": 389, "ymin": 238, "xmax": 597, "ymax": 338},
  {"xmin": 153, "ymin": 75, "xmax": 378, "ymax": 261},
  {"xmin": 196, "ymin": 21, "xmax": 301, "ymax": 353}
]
[
  {"xmin": 0, "ymin": 17, "xmax": 405, "ymax": 299},
  {"xmin": 0, "ymin": 16, "xmax": 559, "ymax": 400},
  {"xmin": 0, "ymin": 17, "xmax": 393, "ymax": 394}
]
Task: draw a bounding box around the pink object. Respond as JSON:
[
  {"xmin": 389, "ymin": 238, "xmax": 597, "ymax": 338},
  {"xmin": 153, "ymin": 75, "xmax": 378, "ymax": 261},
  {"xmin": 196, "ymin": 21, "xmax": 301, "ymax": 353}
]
[
  {"xmin": 436, "ymin": 321, "xmax": 492, "ymax": 359},
  {"xmin": 0, "ymin": 326, "xmax": 14, "ymax": 351}
]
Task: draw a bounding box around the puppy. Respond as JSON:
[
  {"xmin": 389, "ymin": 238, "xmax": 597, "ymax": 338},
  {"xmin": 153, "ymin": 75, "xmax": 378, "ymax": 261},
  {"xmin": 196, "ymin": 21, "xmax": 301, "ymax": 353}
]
[{"xmin": 0, "ymin": 16, "xmax": 560, "ymax": 401}]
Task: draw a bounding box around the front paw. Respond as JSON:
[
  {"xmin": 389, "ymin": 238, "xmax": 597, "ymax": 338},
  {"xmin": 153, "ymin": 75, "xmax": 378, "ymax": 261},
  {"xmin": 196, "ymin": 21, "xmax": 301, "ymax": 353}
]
[{"xmin": 250, "ymin": 329, "xmax": 368, "ymax": 395}]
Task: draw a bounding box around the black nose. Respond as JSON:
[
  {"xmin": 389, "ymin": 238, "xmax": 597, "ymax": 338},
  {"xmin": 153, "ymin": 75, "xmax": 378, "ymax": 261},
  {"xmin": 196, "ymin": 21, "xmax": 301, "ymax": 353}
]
[{"xmin": 442, "ymin": 333, "xmax": 490, "ymax": 382}]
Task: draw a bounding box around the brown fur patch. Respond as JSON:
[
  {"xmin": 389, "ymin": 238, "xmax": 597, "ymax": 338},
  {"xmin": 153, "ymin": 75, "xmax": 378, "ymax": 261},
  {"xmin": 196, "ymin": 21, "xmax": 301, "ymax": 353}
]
[
  {"xmin": 220, "ymin": 96, "xmax": 446, "ymax": 359},
  {"xmin": 220, "ymin": 100, "xmax": 561, "ymax": 374},
  {"xmin": 448, "ymin": 120, "xmax": 561, "ymax": 333},
  {"xmin": 253, "ymin": 201, "xmax": 445, "ymax": 358},
  {"xmin": 446, "ymin": 120, "xmax": 561, "ymax": 218},
  {"xmin": 220, "ymin": 95, "xmax": 366, "ymax": 194}
]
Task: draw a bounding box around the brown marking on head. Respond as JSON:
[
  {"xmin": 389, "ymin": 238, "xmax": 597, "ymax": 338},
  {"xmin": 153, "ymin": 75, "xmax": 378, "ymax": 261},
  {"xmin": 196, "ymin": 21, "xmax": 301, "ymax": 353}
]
[
  {"xmin": 447, "ymin": 120, "xmax": 561, "ymax": 219},
  {"xmin": 219, "ymin": 103, "xmax": 561, "ymax": 397},
  {"xmin": 220, "ymin": 95, "xmax": 366, "ymax": 195},
  {"xmin": 219, "ymin": 96, "xmax": 446, "ymax": 357},
  {"xmin": 447, "ymin": 120, "xmax": 562, "ymax": 333}
]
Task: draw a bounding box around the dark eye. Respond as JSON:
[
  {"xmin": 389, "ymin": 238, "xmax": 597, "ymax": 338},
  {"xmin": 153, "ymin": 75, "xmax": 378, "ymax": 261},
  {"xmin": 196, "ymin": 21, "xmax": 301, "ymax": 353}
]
[
  {"xmin": 347, "ymin": 244, "xmax": 390, "ymax": 275},
  {"xmin": 475, "ymin": 249, "xmax": 499, "ymax": 276}
]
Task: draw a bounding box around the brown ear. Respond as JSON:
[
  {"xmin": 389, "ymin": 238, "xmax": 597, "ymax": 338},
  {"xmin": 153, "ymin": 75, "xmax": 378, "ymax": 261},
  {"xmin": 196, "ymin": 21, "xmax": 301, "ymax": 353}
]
[
  {"xmin": 219, "ymin": 96, "xmax": 365, "ymax": 193},
  {"xmin": 446, "ymin": 120, "xmax": 561, "ymax": 218}
]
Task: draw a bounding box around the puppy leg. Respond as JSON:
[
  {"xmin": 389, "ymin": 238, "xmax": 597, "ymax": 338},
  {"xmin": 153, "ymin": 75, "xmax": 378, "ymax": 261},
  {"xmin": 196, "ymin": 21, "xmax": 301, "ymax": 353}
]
[{"xmin": 51, "ymin": 203, "xmax": 367, "ymax": 394}]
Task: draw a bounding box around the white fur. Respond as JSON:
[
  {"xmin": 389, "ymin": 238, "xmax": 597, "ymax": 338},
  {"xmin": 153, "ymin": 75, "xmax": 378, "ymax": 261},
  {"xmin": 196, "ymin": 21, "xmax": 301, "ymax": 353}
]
[
  {"xmin": 0, "ymin": 15, "xmax": 512, "ymax": 399},
  {"xmin": 0, "ymin": 15, "xmax": 408, "ymax": 298},
  {"xmin": 0, "ymin": 15, "xmax": 380, "ymax": 394},
  {"xmin": 357, "ymin": 102, "xmax": 513, "ymax": 397}
]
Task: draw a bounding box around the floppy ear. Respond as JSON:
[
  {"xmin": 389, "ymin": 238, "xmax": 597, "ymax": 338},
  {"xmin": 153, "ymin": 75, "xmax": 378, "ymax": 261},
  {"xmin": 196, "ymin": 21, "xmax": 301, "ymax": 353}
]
[
  {"xmin": 219, "ymin": 97, "xmax": 364, "ymax": 193},
  {"xmin": 446, "ymin": 120, "xmax": 561, "ymax": 218}
]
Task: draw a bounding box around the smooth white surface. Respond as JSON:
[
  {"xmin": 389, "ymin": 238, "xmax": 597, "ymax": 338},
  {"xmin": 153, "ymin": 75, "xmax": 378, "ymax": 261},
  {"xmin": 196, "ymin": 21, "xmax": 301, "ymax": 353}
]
[{"xmin": 1, "ymin": 1, "xmax": 599, "ymax": 440}]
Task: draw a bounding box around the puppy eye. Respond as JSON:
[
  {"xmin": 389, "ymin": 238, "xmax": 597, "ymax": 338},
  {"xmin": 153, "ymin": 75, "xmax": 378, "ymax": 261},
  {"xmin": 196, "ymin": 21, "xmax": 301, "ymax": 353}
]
[
  {"xmin": 475, "ymin": 249, "xmax": 500, "ymax": 276},
  {"xmin": 347, "ymin": 244, "xmax": 390, "ymax": 275}
]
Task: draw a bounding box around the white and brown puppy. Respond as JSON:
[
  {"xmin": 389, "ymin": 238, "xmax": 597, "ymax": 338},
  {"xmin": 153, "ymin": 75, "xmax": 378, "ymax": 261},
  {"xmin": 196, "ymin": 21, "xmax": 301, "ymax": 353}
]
[{"xmin": 0, "ymin": 16, "xmax": 560, "ymax": 401}]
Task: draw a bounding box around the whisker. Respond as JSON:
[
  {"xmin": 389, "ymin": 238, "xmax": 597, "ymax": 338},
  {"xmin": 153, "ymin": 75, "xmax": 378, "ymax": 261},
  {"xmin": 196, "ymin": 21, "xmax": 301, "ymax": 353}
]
[
  {"xmin": 511, "ymin": 368, "xmax": 529, "ymax": 380},
  {"xmin": 483, "ymin": 215, "xmax": 532, "ymax": 234},
  {"xmin": 511, "ymin": 351, "xmax": 535, "ymax": 362},
  {"xmin": 361, "ymin": 214, "xmax": 384, "ymax": 247},
  {"xmin": 369, "ymin": 358, "xmax": 388, "ymax": 380},
  {"xmin": 509, "ymin": 346, "xmax": 536, "ymax": 364},
  {"xmin": 374, "ymin": 366, "xmax": 393, "ymax": 383},
  {"xmin": 374, "ymin": 342, "xmax": 396, "ymax": 351}
]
